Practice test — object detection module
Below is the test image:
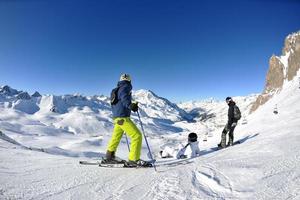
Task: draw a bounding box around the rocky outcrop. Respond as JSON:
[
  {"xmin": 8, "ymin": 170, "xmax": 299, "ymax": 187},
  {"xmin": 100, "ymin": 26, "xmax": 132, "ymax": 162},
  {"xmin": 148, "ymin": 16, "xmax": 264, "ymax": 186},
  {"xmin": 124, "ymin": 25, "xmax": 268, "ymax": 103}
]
[
  {"xmin": 32, "ymin": 91, "xmax": 42, "ymax": 97},
  {"xmin": 17, "ymin": 92, "xmax": 31, "ymax": 100},
  {"xmin": 50, "ymin": 105, "xmax": 58, "ymax": 113},
  {"xmin": 250, "ymin": 31, "xmax": 300, "ymax": 113},
  {"xmin": 285, "ymin": 33, "xmax": 300, "ymax": 81},
  {"xmin": 265, "ymin": 55, "xmax": 285, "ymax": 93},
  {"xmin": 250, "ymin": 94, "xmax": 272, "ymax": 113}
]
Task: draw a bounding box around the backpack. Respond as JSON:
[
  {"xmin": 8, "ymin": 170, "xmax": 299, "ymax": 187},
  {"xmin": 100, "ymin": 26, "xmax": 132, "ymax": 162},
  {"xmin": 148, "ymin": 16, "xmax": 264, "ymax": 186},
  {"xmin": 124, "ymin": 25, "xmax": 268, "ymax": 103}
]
[
  {"xmin": 110, "ymin": 87, "xmax": 120, "ymax": 105},
  {"xmin": 233, "ymin": 105, "xmax": 241, "ymax": 120}
]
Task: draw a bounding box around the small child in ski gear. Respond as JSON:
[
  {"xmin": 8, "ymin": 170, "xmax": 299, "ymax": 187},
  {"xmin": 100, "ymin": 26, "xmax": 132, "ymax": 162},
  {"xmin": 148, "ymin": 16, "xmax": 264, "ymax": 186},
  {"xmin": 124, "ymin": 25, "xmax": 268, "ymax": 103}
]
[
  {"xmin": 218, "ymin": 97, "xmax": 241, "ymax": 148},
  {"xmin": 187, "ymin": 132, "xmax": 201, "ymax": 157},
  {"xmin": 103, "ymin": 73, "xmax": 145, "ymax": 166},
  {"xmin": 159, "ymin": 132, "xmax": 201, "ymax": 159}
]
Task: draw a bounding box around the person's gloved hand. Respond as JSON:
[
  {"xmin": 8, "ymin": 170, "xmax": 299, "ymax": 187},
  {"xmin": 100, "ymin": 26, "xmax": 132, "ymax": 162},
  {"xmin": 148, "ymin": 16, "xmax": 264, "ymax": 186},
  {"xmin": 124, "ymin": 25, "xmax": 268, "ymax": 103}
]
[
  {"xmin": 231, "ymin": 122, "xmax": 237, "ymax": 128},
  {"xmin": 130, "ymin": 102, "xmax": 138, "ymax": 112}
]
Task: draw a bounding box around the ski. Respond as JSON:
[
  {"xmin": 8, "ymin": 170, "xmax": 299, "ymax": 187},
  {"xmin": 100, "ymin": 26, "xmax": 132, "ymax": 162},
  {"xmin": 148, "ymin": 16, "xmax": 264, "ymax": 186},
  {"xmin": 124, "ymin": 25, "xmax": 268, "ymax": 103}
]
[
  {"xmin": 79, "ymin": 160, "xmax": 101, "ymax": 165},
  {"xmin": 79, "ymin": 160, "xmax": 125, "ymax": 166},
  {"xmin": 100, "ymin": 163, "xmax": 126, "ymax": 168},
  {"xmin": 79, "ymin": 160, "xmax": 154, "ymax": 168},
  {"xmin": 79, "ymin": 160, "xmax": 128, "ymax": 168}
]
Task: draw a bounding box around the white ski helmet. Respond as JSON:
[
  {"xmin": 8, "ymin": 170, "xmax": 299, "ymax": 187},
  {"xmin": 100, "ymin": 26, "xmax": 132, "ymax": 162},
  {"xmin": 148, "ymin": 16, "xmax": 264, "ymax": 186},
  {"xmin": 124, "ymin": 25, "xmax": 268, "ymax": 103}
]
[{"xmin": 120, "ymin": 73, "xmax": 131, "ymax": 82}]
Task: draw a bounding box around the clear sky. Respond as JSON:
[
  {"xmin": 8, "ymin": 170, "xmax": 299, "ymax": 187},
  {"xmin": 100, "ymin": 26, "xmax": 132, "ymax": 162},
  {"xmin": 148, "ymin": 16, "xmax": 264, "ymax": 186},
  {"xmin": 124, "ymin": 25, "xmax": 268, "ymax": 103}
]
[{"xmin": 0, "ymin": 0, "xmax": 299, "ymax": 102}]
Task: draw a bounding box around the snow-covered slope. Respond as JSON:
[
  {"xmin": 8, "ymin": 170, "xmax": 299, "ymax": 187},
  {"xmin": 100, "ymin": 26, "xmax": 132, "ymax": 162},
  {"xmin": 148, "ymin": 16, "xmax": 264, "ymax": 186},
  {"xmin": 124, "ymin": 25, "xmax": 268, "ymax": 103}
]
[{"xmin": 1, "ymin": 72, "xmax": 300, "ymax": 199}]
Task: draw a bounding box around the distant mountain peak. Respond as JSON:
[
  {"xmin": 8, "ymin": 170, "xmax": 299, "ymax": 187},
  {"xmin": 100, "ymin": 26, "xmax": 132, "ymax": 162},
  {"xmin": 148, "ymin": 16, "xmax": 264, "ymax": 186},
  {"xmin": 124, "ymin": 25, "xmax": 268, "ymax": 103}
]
[
  {"xmin": 32, "ymin": 91, "xmax": 42, "ymax": 97},
  {"xmin": 17, "ymin": 92, "xmax": 31, "ymax": 100},
  {"xmin": 0, "ymin": 85, "xmax": 20, "ymax": 96}
]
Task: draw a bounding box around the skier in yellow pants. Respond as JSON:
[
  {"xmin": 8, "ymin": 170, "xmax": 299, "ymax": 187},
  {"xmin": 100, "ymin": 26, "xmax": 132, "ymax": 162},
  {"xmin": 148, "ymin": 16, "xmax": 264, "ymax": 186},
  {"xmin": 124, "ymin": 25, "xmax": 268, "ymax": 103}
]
[
  {"xmin": 107, "ymin": 117, "xmax": 142, "ymax": 161},
  {"xmin": 103, "ymin": 73, "xmax": 151, "ymax": 167}
]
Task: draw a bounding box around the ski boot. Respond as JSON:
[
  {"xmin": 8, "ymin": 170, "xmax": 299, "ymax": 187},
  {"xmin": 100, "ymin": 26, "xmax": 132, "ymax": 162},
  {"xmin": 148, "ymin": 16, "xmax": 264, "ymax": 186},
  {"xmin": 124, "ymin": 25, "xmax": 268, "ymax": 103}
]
[
  {"xmin": 217, "ymin": 143, "xmax": 226, "ymax": 149},
  {"xmin": 101, "ymin": 158, "xmax": 126, "ymax": 165},
  {"xmin": 227, "ymin": 138, "xmax": 234, "ymax": 147},
  {"xmin": 101, "ymin": 150, "xmax": 126, "ymax": 165},
  {"xmin": 227, "ymin": 142, "xmax": 233, "ymax": 147}
]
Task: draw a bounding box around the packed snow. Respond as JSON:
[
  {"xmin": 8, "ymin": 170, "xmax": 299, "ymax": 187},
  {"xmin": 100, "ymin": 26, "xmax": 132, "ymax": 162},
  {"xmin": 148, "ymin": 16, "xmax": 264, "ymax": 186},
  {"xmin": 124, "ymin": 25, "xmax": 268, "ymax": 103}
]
[{"xmin": 0, "ymin": 72, "xmax": 300, "ymax": 199}]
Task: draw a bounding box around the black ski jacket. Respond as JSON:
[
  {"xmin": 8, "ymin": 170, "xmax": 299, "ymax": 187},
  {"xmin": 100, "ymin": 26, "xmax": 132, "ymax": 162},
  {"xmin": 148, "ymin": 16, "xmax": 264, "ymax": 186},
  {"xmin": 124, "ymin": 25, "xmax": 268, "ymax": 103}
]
[{"xmin": 227, "ymin": 101, "xmax": 238, "ymax": 126}]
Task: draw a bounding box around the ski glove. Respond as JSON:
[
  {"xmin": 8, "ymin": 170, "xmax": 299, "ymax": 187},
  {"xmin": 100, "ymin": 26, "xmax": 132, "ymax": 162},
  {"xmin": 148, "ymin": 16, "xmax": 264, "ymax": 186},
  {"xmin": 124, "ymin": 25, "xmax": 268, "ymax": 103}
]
[{"xmin": 130, "ymin": 102, "xmax": 138, "ymax": 112}]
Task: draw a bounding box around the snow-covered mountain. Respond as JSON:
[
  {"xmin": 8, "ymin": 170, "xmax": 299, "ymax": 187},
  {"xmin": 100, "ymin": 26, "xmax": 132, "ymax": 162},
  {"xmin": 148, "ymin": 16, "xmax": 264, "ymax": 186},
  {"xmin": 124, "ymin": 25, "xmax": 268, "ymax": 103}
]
[
  {"xmin": 1, "ymin": 31, "xmax": 300, "ymax": 200},
  {"xmin": 0, "ymin": 86, "xmax": 195, "ymax": 136},
  {"xmin": 0, "ymin": 84, "xmax": 257, "ymax": 142},
  {"xmin": 134, "ymin": 89, "xmax": 192, "ymax": 122}
]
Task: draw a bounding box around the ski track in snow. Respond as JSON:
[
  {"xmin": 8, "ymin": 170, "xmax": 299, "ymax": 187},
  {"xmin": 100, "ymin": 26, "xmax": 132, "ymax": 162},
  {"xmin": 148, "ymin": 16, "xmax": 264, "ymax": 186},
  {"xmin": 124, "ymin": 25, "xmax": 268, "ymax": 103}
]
[
  {"xmin": 190, "ymin": 163, "xmax": 253, "ymax": 200},
  {"xmin": 143, "ymin": 168, "xmax": 187, "ymax": 200},
  {"xmin": 193, "ymin": 165, "xmax": 233, "ymax": 198},
  {"xmin": 103, "ymin": 170, "xmax": 147, "ymax": 200}
]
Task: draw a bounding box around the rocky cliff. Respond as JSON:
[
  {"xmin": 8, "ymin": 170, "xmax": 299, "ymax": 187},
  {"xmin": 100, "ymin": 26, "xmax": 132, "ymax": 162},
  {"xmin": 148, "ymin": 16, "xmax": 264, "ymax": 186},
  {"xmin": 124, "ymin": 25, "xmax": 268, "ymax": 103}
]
[{"xmin": 250, "ymin": 31, "xmax": 300, "ymax": 113}]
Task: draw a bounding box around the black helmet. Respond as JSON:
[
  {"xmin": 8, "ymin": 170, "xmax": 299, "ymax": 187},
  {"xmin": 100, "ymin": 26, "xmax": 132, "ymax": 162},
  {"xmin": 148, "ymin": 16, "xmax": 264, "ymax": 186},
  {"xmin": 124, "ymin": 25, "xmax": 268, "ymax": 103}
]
[
  {"xmin": 188, "ymin": 132, "xmax": 198, "ymax": 143},
  {"xmin": 226, "ymin": 97, "xmax": 232, "ymax": 104},
  {"xmin": 225, "ymin": 96, "xmax": 232, "ymax": 101}
]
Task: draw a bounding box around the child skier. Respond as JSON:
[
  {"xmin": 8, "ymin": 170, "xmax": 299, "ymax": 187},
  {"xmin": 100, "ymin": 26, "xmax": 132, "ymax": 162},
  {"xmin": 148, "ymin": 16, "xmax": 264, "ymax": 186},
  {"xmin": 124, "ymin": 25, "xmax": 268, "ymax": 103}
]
[{"xmin": 159, "ymin": 132, "xmax": 201, "ymax": 159}]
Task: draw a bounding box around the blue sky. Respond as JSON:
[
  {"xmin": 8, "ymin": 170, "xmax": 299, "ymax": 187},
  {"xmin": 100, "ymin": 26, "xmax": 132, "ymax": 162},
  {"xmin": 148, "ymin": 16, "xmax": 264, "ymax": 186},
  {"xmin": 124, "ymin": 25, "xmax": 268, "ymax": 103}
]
[{"xmin": 0, "ymin": 0, "xmax": 299, "ymax": 102}]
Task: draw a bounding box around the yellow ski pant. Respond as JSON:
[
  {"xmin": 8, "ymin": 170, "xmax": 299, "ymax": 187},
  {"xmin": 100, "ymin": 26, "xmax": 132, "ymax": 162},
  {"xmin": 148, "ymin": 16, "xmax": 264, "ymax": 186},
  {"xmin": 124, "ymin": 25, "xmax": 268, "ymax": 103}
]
[{"xmin": 107, "ymin": 117, "xmax": 142, "ymax": 161}]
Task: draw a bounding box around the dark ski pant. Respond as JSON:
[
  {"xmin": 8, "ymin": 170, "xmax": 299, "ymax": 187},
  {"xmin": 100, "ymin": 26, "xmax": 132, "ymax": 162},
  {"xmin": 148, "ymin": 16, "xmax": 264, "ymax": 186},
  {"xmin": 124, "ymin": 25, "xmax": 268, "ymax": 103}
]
[{"xmin": 220, "ymin": 123, "xmax": 236, "ymax": 147}]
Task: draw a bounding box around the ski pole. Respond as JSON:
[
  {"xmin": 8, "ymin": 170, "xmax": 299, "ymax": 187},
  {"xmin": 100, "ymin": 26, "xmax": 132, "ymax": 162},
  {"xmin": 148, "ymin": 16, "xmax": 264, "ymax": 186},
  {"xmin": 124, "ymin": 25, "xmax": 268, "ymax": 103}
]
[
  {"xmin": 137, "ymin": 111, "xmax": 157, "ymax": 171},
  {"xmin": 124, "ymin": 132, "xmax": 130, "ymax": 152}
]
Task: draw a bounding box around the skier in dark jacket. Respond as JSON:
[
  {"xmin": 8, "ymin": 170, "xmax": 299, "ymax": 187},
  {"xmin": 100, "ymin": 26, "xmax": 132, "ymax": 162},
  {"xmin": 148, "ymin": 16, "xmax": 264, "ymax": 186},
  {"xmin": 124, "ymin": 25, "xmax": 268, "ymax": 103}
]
[
  {"xmin": 218, "ymin": 97, "xmax": 239, "ymax": 148},
  {"xmin": 103, "ymin": 73, "xmax": 151, "ymax": 167}
]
